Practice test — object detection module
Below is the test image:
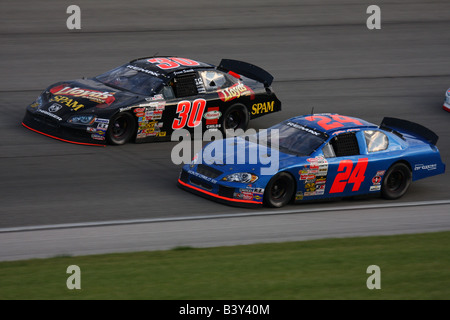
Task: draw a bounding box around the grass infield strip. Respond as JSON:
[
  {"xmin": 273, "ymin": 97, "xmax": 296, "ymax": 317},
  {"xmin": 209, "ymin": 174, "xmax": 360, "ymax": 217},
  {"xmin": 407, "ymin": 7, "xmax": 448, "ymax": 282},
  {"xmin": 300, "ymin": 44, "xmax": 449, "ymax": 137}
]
[{"xmin": 0, "ymin": 231, "xmax": 449, "ymax": 300}]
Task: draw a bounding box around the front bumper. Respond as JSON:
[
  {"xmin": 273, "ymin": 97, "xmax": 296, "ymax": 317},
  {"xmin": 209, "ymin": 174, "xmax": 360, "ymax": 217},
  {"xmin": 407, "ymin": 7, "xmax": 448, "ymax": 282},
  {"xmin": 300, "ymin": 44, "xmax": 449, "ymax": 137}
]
[
  {"xmin": 177, "ymin": 167, "xmax": 264, "ymax": 208},
  {"xmin": 444, "ymin": 91, "xmax": 450, "ymax": 112},
  {"xmin": 443, "ymin": 101, "xmax": 450, "ymax": 112},
  {"xmin": 22, "ymin": 109, "xmax": 105, "ymax": 146}
]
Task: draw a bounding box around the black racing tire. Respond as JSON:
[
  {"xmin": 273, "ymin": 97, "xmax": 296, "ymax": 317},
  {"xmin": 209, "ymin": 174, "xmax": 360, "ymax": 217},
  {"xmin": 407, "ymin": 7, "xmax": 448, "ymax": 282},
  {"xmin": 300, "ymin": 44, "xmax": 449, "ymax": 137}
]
[
  {"xmin": 381, "ymin": 162, "xmax": 412, "ymax": 200},
  {"xmin": 221, "ymin": 104, "xmax": 249, "ymax": 133},
  {"xmin": 263, "ymin": 172, "xmax": 296, "ymax": 208},
  {"xmin": 106, "ymin": 112, "xmax": 136, "ymax": 145}
]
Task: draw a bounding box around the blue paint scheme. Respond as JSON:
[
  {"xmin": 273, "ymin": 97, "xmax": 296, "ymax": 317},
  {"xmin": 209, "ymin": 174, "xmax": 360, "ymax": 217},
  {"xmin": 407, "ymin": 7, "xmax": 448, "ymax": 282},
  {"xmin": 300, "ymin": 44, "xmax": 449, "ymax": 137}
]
[{"xmin": 178, "ymin": 114, "xmax": 445, "ymax": 207}]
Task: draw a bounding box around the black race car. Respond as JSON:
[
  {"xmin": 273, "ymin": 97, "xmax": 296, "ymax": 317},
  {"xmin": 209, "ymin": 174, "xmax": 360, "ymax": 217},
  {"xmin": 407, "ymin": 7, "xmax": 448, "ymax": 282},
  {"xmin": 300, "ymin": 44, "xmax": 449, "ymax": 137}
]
[{"xmin": 22, "ymin": 57, "xmax": 281, "ymax": 145}]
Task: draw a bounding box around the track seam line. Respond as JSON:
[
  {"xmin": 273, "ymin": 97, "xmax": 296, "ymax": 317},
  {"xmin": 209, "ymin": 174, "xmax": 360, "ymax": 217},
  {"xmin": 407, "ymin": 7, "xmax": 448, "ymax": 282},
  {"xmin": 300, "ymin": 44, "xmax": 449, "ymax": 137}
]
[{"xmin": 1, "ymin": 19, "xmax": 449, "ymax": 37}]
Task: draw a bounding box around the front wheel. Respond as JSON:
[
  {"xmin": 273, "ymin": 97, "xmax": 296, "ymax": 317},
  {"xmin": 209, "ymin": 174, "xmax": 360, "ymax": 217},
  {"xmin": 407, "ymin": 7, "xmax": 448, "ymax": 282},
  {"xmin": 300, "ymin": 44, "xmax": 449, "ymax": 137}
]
[
  {"xmin": 381, "ymin": 163, "xmax": 412, "ymax": 200},
  {"xmin": 106, "ymin": 112, "xmax": 136, "ymax": 145},
  {"xmin": 264, "ymin": 172, "xmax": 295, "ymax": 208}
]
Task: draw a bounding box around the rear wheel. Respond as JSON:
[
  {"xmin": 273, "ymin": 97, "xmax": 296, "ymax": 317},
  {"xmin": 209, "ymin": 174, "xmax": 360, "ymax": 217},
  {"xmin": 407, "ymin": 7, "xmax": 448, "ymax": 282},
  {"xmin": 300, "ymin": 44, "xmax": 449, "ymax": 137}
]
[
  {"xmin": 381, "ymin": 163, "xmax": 412, "ymax": 200},
  {"xmin": 264, "ymin": 172, "xmax": 295, "ymax": 208},
  {"xmin": 222, "ymin": 104, "xmax": 249, "ymax": 132},
  {"xmin": 106, "ymin": 112, "xmax": 136, "ymax": 145}
]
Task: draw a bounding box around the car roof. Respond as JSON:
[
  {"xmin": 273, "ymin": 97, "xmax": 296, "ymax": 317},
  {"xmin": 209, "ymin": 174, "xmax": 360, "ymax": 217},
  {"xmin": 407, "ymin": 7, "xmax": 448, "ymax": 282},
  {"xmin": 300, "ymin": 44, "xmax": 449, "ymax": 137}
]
[
  {"xmin": 129, "ymin": 56, "xmax": 215, "ymax": 78},
  {"xmin": 287, "ymin": 113, "xmax": 378, "ymax": 135}
]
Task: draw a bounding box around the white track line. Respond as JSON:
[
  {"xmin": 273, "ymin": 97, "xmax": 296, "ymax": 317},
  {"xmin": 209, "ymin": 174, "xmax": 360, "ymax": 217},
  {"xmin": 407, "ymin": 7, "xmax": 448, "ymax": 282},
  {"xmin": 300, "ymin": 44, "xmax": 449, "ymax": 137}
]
[{"xmin": 1, "ymin": 199, "xmax": 450, "ymax": 233}]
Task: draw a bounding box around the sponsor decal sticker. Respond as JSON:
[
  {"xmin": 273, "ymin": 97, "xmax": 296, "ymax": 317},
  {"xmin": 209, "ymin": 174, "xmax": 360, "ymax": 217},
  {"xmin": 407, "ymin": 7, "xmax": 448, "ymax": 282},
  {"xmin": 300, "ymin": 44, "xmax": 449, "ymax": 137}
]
[
  {"xmin": 369, "ymin": 170, "xmax": 385, "ymax": 191},
  {"xmin": 37, "ymin": 109, "xmax": 62, "ymax": 121},
  {"xmin": 287, "ymin": 122, "xmax": 321, "ymax": 136},
  {"xmin": 414, "ymin": 164, "xmax": 437, "ymax": 171},
  {"xmin": 203, "ymin": 109, "xmax": 222, "ymax": 120},
  {"xmin": 51, "ymin": 96, "xmax": 85, "ymax": 111},
  {"xmin": 50, "ymin": 85, "xmax": 116, "ymax": 106},
  {"xmin": 372, "ymin": 176, "xmax": 382, "ymax": 184},
  {"xmin": 204, "ymin": 107, "xmax": 221, "ymax": 128},
  {"xmin": 91, "ymin": 134, "xmax": 105, "ymax": 141},
  {"xmin": 218, "ymin": 83, "xmax": 254, "ymax": 102},
  {"xmin": 251, "ymin": 101, "xmax": 275, "ymax": 115},
  {"xmin": 48, "ymin": 103, "xmax": 63, "ymax": 113},
  {"xmin": 187, "ymin": 169, "xmax": 218, "ymax": 184}
]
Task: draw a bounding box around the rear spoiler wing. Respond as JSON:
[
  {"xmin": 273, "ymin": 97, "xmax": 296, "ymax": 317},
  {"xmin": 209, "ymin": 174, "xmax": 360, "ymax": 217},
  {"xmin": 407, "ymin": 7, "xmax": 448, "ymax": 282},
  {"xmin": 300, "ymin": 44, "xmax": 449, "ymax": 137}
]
[
  {"xmin": 218, "ymin": 59, "xmax": 274, "ymax": 87},
  {"xmin": 380, "ymin": 117, "xmax": 439, "ymax": 145}
]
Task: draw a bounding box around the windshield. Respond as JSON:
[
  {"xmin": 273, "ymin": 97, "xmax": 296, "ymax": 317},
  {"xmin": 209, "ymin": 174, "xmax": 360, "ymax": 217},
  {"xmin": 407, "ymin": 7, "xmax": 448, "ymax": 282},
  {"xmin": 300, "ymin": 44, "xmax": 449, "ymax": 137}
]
[
  {"xmin": 95, "ymin": 64, "xmax": 165, "ymax": 96},
  {"xmin": 258, "ymin": 121, "xmax": 327, "ymax": 156}
]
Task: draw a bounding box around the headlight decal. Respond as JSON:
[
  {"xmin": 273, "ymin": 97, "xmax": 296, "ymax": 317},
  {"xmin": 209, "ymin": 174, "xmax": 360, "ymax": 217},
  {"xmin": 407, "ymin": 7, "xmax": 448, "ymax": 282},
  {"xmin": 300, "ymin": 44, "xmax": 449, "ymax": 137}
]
[
  {"xmin": 30, "ymin": 94, "xmax": 45, "ymax": 109},
  {"xmin": 222, "ymin": 172, "xmax": 259, "ymax": 183},
  {"xmin": 68, "ymin": 115, "xmax": 96, "ymax": 125}
]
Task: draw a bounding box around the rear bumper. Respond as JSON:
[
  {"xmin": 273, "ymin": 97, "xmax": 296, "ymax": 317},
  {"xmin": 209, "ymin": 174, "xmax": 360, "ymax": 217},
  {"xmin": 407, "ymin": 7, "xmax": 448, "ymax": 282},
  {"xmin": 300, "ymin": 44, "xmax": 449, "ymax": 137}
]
[
  {"xmin": 22, "ymin": 109, "xmax": 105, "ymax": 146},
  {"xmin": 177, "ymin": 168, "xmax": 263, "ymax": 208}
]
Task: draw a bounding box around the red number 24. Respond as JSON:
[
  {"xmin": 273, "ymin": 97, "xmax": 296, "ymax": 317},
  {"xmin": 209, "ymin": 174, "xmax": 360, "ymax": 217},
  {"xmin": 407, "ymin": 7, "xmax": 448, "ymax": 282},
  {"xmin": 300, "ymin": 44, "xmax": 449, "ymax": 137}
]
[
  {"xmin": 304, "ymin": 115, "xmax": 363, "ymax": 130},
  {"xmin": 329, "ymin": 158, "xmax": 368, "ymax": 193}
]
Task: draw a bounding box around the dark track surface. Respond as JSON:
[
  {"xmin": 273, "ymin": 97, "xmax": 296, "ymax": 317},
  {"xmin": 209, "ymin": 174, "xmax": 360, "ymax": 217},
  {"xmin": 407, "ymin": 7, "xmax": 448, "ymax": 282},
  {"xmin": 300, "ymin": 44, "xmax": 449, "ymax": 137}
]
[{"xmin": 1, "ymin": 0, "xmax": 449, "ymax": 231}]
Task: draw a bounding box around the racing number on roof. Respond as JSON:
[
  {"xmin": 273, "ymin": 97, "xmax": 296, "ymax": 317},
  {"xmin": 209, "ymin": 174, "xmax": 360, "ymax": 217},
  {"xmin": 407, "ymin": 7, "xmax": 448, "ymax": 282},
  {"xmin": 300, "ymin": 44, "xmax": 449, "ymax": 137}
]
[
  {"xmin": 147, "ymin": 57, "xmax": 200, "ymax": 70},
  {"xmin": 172, "ymin": 99, "xmax": 207, "ymax": 130},
  {"xmin": 329, "ymin": 158, "xmax": 368, "ymax": 193},
  {"xmin": 305, "ymin": 115, "xmax": 363, "ymax": 130}
]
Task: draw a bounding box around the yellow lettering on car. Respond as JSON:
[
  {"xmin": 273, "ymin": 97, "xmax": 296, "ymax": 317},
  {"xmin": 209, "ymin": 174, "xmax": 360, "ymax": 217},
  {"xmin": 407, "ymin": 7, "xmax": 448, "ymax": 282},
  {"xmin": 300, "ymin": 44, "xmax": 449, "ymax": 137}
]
[
  {"xmin": 68, "ymin": 99, "xmax": 84, "ymax": 111},
  {"xmin": 52, "ymin": 95, "xmax": 84, "ymax": 111},
  {"xmin": 251, "ymin": 101, "xmax": 274, "ymax": 115}
]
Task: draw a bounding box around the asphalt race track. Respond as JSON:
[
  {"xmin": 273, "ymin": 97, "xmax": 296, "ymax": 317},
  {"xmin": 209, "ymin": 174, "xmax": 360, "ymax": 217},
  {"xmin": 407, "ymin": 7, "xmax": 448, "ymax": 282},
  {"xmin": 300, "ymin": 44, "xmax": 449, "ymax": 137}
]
[{"xmin": 0, "ymin": 0, "xmax": 449, "ymax": 261}]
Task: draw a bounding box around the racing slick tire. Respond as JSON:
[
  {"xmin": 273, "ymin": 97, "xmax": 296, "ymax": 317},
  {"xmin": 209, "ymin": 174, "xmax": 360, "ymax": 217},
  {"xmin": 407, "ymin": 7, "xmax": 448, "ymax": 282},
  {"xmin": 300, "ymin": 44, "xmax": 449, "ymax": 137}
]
[
  {"xmin": 264, "ymin": 172, "xmax": 296, "ymax": 208},
  {"xmin": 106, "ymin": 112, "xmax": 136, "ymax": 145},
  {"xmin": 222, "ymin": 104, "xmax": 249, "ymax": 133},
  {"xmin": 381, "ymin": 162, "xmax": 412, "ymax": 200}
]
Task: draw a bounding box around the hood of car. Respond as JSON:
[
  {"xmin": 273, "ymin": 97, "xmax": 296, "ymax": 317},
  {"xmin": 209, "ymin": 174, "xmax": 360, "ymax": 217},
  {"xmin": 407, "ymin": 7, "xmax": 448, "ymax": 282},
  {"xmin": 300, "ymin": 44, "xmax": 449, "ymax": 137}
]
[
  {"xmin": 196, "ymin": 136, "xmax": 301, "ymax": 177},
  {"xmin": 41, "ymin": 78, "xmax": 143, "ymax": 115}
]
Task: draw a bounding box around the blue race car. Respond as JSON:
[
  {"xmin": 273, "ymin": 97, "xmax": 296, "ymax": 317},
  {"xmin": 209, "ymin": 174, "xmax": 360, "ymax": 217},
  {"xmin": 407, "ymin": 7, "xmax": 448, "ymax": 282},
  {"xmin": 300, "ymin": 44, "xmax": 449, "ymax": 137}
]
[{"xmin": 178, "ymin": 113, "xmax": 445, "ymax": 207}]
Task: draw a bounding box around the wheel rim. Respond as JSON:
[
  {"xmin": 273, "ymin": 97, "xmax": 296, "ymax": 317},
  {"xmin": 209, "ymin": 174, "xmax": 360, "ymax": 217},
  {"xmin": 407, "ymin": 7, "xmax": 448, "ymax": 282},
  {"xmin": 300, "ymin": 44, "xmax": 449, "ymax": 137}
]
[
  {"xmin": 225, "ymin": 110, "xmax": 242, "ymax": 129},
  {"xmin": 112, "ymin": 116, "xmax": 129, "ymax": 139},
  {"xmin": 386, "ymin": 170, "xmax": 404, "ymax": 192},
  {"xmin": 271, "ymin": 179, "xmax": 287, "ymax": 200}
]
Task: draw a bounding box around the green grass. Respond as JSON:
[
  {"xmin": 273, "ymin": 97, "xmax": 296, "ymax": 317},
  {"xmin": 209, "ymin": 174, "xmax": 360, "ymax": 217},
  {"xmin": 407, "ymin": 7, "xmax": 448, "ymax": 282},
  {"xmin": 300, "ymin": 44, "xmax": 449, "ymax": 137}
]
[{"xmin": 1, "ymin": 231, "xmax": 450, "ymax": 300}]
